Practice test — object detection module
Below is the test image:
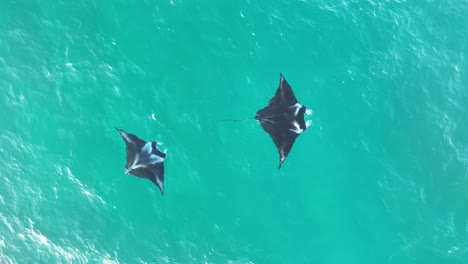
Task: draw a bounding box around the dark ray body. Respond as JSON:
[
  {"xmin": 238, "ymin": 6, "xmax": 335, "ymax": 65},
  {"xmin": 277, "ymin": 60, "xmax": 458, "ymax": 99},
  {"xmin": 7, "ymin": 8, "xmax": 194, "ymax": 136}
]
[
  {"xmin": 255, "ymin": 73, "xmax": 312, "ymax": 168},
  {"xmin": 116, "ymin": 128, "xmax": 166, "ymax": 195}
]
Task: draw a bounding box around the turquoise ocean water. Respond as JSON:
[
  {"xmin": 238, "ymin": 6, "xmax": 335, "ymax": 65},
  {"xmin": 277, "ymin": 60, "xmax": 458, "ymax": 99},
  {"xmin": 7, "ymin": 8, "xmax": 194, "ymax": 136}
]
[{"xmin": 1, "ymin": 0, "xmax": 468, "ymax": 263}]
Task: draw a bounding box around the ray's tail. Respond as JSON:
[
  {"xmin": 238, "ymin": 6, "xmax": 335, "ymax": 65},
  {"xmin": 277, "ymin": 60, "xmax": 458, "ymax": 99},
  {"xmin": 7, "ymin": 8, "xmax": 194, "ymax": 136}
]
[
  {"xmin": 110, "ymin": 173, "xmax": 126, "ymax": 188},
  {"xmin": 217, "ymin": 117, "xmax": 256, "ymax": 122}
]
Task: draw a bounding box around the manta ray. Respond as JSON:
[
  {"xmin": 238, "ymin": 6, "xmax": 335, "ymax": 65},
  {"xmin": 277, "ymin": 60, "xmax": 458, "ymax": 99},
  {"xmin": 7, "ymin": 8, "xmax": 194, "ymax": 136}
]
[
  {"xmin": 116, "ymin": 128, "xmax": 166, "ymax": 195},
  {"xmin": 255, "ymin": 73, "xmax": 312, "ymax": 168}
]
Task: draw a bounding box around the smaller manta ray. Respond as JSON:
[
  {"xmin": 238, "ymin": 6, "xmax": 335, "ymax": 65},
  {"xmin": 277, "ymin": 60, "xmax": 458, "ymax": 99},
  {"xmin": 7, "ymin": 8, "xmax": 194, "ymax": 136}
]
[
  {"xmin": 255, "ymin": 73, "xmax": 312, "ymax": 169},
  {"xmin": 116, "ymin": 128, "xmax": 166, "ymax": 195}
]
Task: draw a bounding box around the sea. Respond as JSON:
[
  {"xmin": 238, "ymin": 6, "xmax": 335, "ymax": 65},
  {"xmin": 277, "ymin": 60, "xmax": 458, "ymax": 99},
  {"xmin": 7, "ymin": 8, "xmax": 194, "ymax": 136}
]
[{"xmin": 1, "ymin": 0, "xmax": 467, "ymax": 263}]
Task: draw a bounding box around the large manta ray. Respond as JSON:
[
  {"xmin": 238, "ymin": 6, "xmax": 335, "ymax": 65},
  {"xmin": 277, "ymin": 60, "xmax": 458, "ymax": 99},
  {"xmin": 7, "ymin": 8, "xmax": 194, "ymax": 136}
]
[
  {"xmin": 255, "ymin": 73, "xmax": 312, "ymax": 169},
  {"xmin": 116, "ymin": 128, "xmax": 166, "ymax": 195}
]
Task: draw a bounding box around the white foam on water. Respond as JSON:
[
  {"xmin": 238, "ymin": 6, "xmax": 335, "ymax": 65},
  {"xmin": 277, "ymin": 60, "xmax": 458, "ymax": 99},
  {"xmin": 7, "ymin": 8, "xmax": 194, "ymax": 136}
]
[
  {"xmin": 29, "ymin": 228, "xmax": 49, "ymax": 246},
  {"xmin": 61, "ymin": 166, "xmax": 105, "ymax": 205}
]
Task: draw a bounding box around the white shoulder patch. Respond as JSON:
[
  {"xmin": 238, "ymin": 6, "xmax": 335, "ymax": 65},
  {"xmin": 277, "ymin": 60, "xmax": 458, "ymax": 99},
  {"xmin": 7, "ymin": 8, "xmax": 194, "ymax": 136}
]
[
  {"xmin": 149, "ymin": 154, "xmax": 164, "ymax": 164},
  {"xmin": 141, "ymin": 142, "xmax": 152, "ymax": 154},
  {"xmin": 289, "ymin": 103, "xmax": 303, "ymax": 116},
  {"xmin": 289, "ymin": 121, "xmax": 304, "ymax": 134}
]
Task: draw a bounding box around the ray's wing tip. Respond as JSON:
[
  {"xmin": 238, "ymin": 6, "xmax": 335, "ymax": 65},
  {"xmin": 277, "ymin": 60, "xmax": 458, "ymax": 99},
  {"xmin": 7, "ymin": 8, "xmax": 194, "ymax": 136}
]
[
  {"xmin": 278, "ymin": 158, "xmax": 285, "ymax": 169},
  {"xmin": 278, "ymin": 153, "xmax": 287, "ymax": 169},
  {"xmin": 155, "ymin": 175, "xmax": 164, "ymax": 196}
]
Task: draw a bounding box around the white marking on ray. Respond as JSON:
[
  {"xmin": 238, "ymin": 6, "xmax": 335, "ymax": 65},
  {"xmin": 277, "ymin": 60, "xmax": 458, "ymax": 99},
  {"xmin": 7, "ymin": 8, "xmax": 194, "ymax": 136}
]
[
  {"xmin": 261, "ymin": 118, "xmax": 275, "ymax": 124},
  {"xmin": 128, "ymin": 153, "xmax": 140, "ymax": 171},
  {"xmin": 134, "ymin": 164, "xmax": 145, "ymax": 169},
  {"xmin": 289, "ymin": 103, "xmax": 303, "ymax": 116},
  {"xmin": 289, "ymin": 121, "xmax": 304, "ymax": 134},
  {"xmin": 141, "ymin": 142, "xmax": 152, "ymax": 154},
  {"xmin": 306, "ymin": 120, "xmax": 312, "ymax": 128},
  {"xmin": 306, "ymin": 109, "xmax": 312, "ymax": 115},
  {"xmin": 120, "ymin": 131, "xmax": 133, "ymax": 144},
  {"xmin": 129, "ymin": 162, "xmax": 146, "ymax": 171},
  {"xmin": 149, "ymin": 154, "xmax": 164, "ymax": 164},
  {"xmin": 156, "ymin": 176, "xmax": 163, "ymax": 189}
]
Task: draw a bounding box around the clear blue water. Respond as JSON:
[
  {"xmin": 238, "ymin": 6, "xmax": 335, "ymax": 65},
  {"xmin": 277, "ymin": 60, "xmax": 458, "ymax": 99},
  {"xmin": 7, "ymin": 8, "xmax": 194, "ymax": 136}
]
[{"xmin": 1, "ymin": 0, "xmax": 468, "ymax": 263}]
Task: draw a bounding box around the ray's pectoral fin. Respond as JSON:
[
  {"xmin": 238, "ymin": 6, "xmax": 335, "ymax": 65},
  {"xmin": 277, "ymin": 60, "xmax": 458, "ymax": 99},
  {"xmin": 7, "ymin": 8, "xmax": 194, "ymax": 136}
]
[
  {"xmin": 116, "ymin": 128, "xmax": 146, "ymax": 149},
  {"xmin": 116, "ymin": 128, "xmax": 148, "ymax": 170},
  {"xmin": 148, "ymin": 163, "xmax": 165, "ymax": 195},
  {"xmin": 275, "ymin": 132, "xmax": 298, "ymax": 169},
  {"xmin": 130, "ymin": 163, "xmax": 165, "ymax": 195},
  {"xmin": 277, "ymin": 73, "xmax": 298, "ymax": 106}
]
